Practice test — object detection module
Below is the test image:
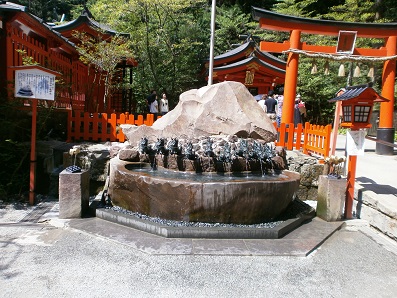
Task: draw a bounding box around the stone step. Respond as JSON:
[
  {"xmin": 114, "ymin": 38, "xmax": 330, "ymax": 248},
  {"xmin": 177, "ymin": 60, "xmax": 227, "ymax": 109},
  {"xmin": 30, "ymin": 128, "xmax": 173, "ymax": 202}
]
[{"xmin": 354, "ymin": 183, "xmax": 397, "ymax": 241}]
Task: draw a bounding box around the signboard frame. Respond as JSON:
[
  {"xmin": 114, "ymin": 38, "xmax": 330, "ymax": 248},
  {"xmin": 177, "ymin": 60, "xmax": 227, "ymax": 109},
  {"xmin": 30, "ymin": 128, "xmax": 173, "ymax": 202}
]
[
  {"xmin": 11, "ymin": 65, "xmax": 60, "ymax": 205},
  {"xmin": 13, "ymin": 65, "xmax": 59, "ymax": 101}
]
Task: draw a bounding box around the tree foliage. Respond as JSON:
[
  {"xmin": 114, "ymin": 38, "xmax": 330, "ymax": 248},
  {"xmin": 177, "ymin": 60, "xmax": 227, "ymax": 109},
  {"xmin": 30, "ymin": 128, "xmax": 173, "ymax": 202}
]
[
  {"xmin": 86, "ymin": 0, "xmax": 210, "ymax": 110},
  {"xmin": 73, "ymin": 31, "xmax": 135, "ymax": 111},
  {"xmin": 14, "ymin": 0, "xmax": 83, "ymax": 22}
]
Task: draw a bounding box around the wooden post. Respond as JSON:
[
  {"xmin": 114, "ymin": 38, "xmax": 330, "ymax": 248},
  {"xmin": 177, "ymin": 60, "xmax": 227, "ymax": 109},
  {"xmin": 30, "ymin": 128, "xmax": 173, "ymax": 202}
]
[
  {"xmin": 330, "ymin": 101, "xmax": 342, "ymax": 155},
  {"xmin": 378, "ymin": 36, "xmax": 396, "ymax": 155},
  {"xmin": 29, "ymin": 98, "xmax": 38, "ymax": 205},
  {"xmin": 345, "ymin": 154, "xmax": 357, "ymax": 219}
]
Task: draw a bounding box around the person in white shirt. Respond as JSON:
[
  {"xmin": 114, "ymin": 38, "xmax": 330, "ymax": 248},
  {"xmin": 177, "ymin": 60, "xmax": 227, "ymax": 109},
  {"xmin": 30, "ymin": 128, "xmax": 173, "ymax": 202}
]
[
  {"xmin": 257, "ymin": 95, "xmax": 267, "ymax": 112},
  {"xmin": 149, "ymin": 97, "xmax": 159, "ymax": 119},
  {"xmin": 160, "ymin": 93, "xmax": 169, "ymax": 115}
]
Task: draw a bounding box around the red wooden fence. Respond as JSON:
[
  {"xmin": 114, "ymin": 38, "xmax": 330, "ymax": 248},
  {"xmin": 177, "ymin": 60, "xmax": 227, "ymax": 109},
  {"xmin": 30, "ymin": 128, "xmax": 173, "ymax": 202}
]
[
  {"xmin": 67, "ymin": 112, "xmax": 331, "ymax": 158},
  {"xmin": 274, "ymin": 122, "xmax": 331, "ymax": 159},
  {"xmin": 67, "ymin": 111, "xmax": 156, "ymax": 142}
]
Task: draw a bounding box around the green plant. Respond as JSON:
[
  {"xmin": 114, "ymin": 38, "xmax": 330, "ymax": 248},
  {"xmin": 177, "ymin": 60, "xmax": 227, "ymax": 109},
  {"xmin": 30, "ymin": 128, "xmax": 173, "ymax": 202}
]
[
  {"xmin": 338, "ymin": 127, "xmax": 348, "ymax": 135},
  {"xmin": 15, "ymin": 49, "xmax": 39, "ymax": 65},
  {"xmin": 73, "ymin": 31, "xmax": 135, "ymax": 111}
]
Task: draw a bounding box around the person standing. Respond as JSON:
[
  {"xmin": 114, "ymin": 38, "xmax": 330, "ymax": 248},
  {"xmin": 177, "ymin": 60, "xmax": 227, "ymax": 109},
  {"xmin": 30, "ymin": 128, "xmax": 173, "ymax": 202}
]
[
  {"xmin": 146, "ymin": 90, "xmax": 157, "ymax": 113},
  {"xmin": 298, "ymin": 95, "xmax": 307, "ymax": 123},
  {"xmin": 276, "ymin": 89, "xmax": 284, "ymax": 127},
  {"xmin": 294, "ymin": 95, "xmax": 302, "ymax": 127},
  {"xmin": 160, "ymin": 93, "xmax": 169, "ymax": 116},
  {"xmin": 265, "ymin": 90, "xmax": 277, "ymax": 123},
  {"xmin": 257, "ymin": 94, "xmax": 267, "ymax": 112},
  {"xmin": 149, "ymin": 95, "xmax": 159, "ymax": 119}
]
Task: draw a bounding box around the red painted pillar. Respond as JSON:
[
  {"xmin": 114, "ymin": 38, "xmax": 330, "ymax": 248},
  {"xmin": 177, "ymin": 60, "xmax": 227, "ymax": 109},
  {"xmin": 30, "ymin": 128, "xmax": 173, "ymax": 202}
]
[
  {"xmin": 378, "ymin": 36, "xmax": 396, "ymax": 155},
  {"xmin": 281, "ymin": 29, "xmax": 301, "ymax": 124},
  {"xmin": 345, "ymin": 153, "xmax": 357, "ymax": 219},
  {"xmin": 6, "ymin": 27, "xmax": 15, "ymax": 95},
  {"xmin": 29, "ymin": 99, "xmax": 38, "ymax": 205}
]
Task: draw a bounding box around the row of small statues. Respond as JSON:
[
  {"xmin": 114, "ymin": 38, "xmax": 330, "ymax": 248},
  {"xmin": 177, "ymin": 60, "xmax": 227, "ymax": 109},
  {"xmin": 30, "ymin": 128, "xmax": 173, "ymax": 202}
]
[{"xmin": 138, "ymin": 136, "xmax": 276, "ymax": 165}]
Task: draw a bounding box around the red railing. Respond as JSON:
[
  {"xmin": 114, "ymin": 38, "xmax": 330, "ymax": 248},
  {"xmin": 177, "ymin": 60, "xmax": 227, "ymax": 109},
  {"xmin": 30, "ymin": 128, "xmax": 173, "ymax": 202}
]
[
  {"xmin": 67, "ymin": 112, "xmax": 331, "ymax": 158},
  {"xmin": 274, "ymin": 122, "xmax": 331, "ymax": 159},
  {"xmin": 67, "ymin": 111, "xmax": 156, "ymax": 142}
]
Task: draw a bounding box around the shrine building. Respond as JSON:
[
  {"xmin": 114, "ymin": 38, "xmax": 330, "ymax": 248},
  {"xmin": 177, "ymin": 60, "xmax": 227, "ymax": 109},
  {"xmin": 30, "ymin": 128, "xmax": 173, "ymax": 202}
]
[
  {"xmin": 0, "ymin": 1, "xmax": 136, "ymax": 113},
  {"xmin": 204, "ymin": 38, "xmax": 286, "ymax": 96}
]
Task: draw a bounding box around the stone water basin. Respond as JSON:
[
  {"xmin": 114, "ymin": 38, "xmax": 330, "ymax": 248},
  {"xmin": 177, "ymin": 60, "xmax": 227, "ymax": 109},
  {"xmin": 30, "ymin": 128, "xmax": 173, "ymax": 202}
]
[{"xmin": 108, "ymin": 157, "xmax": 301, "ymax": 224}]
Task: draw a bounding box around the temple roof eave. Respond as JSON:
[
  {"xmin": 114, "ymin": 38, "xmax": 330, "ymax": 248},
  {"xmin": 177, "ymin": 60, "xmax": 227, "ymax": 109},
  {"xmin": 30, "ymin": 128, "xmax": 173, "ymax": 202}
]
[
  {"xmin": 207, "ymin": 41, "xmax": 286, "ymax": 70},
  {"xmin": 0, "ymin": 3, "xmax": 76, "ymax": 51},
  {"xmin": 213, "ymin": 56, "xmax": 285, "ymax": 76},
  {"xmin": 53, "ymin": 15, "xmax": 130, "ymax": 38},
  {"xmin": 214, "ymin": 41, "xmax": 255, "ymax": 60}
]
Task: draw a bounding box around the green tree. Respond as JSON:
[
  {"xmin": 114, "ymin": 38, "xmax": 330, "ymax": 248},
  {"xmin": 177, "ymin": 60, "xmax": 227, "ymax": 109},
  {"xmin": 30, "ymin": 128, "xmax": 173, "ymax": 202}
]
[
  {"xmin": 214, "ymin": 4, "xmax": 257, "ymax": 55},
  {"xmin": 73, "ymin": 31, "xmax": 135, "ymax": 111},
  {"xmin": 87, "ymin": 0, "xmax": 209, "ymax": 111},
  {"xmin": 15, "ymin": 0, "xmax": 83, "ymax": 22}
]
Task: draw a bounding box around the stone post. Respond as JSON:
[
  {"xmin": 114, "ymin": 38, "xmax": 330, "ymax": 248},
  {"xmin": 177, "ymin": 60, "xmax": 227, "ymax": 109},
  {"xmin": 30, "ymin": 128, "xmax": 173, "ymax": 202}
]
[
  {"xmin": 59, "ymin": 169, "xmax": 90, "ymax": 218},
  {"xmin": 316, "ymin": 175, "xmax": 346, "ymax": 221}
]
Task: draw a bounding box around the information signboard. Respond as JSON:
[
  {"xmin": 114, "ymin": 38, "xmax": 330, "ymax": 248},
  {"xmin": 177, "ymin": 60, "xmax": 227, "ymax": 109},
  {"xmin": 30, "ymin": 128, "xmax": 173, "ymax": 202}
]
[{"xmin": 14, "ymin": 68, "xmax": 56, "ymax": 100}]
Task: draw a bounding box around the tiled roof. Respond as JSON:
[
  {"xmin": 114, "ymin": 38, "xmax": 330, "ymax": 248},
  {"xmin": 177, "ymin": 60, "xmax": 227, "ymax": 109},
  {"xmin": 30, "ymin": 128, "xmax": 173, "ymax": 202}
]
[
  {"xmin": 213, "ymin": 56, "xmax": 285, "ymax": 74},
  {"xmin": 0, "ymin": 2, "xmax": 75, "ymax": 48},
  {"xmin": 0, "ymin": 2, "xmax": 26, "ymax": 12},
  {"xmin": 329, "ymin": 84, "xmax": 388, "ymax": 102},
  {"xmin": 52, "ymin": 10, "xmax": 129, "ymax": 37}
]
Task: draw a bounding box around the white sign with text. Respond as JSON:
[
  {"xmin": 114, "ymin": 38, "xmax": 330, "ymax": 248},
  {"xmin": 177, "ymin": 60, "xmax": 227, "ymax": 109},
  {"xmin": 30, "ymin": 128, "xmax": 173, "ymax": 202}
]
[
  {"xmin": 14, "ymin": 68, "xmax": 56, "ymax": 100},
  {"xmin": 346, "ymin": 129, "xmax": 366, "ymax": 156}
]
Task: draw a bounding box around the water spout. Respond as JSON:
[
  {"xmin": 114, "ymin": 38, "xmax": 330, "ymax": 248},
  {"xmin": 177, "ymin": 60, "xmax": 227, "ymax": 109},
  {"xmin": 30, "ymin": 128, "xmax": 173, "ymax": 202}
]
[
  {"xmin": 183, "ymin": 141, "xmax": 197, "ymax": 161},
  {"xmin": 167, "ymin": 138, "xmax": 182, "ymax": 156}
]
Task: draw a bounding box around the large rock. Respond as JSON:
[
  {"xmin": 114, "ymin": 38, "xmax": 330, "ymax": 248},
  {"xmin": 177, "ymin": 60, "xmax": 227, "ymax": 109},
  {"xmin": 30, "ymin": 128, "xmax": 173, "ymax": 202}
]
[{"xmin": 121, "ymin": 81, "xmax": 277, "ymax": 146}]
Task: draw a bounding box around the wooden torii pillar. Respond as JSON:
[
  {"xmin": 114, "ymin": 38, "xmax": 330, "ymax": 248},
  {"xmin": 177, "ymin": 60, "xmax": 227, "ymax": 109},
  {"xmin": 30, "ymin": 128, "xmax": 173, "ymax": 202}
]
[{"xmin": 252, "ymin": 7, "xmax": 396, "ymax": 155}]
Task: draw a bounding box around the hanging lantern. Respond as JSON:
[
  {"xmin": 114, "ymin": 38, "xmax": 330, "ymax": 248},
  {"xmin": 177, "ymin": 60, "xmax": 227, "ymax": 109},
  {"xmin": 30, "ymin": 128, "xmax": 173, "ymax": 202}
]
[
  {"xmin": 311, "ymin": 61, "xmax": 318, "ymax": 74},
  {"xmin": 353, "ymin": 65, "xmax": 361, "ymax": 77},
  {"xmin": 338, "ymin": 64, "xmax": 345, "ymax": 76},
  {"xmin": 367, "ymin": 66, "xmax": 374, "ymax": 78},
  {"xmin": 324, "ymin": 61, "xmax": 330, "ymax": 75}
]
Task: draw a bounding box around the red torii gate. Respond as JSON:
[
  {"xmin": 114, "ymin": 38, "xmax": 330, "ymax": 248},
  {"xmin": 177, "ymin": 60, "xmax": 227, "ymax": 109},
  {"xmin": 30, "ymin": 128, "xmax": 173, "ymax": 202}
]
[{"xmin": 252, "ymin": 7, "xmax": 396, "ymax": 155}]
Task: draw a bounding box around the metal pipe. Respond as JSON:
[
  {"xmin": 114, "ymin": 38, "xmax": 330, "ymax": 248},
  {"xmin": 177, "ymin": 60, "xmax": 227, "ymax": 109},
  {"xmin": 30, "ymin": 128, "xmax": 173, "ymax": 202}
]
[{"xmin": 208, "ymin": 0, "xmax": 216, "ymax": 86}]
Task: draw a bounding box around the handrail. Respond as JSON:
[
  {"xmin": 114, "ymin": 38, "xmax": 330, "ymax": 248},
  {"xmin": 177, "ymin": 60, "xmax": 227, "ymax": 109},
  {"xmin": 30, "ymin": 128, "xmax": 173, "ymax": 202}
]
[{"xmin": 365, "ymin": 135, "xmax": 397, "ymax": 148}]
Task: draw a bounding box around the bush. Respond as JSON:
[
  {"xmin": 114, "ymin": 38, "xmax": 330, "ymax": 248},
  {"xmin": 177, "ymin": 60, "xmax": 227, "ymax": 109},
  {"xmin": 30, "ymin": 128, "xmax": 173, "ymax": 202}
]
[{"xmin": 0, "ymin": 97, "xmax": 67, "ymax": 200}]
